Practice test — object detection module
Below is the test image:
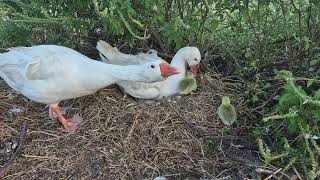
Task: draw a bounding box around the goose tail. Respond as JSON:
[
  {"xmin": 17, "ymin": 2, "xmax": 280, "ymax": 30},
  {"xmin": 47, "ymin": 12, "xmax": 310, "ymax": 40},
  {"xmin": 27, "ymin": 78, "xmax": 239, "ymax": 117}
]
[
  {"xmin": 96, "ymin": 40, "xmax": 119, "ymax": 63},
  {"xmin": 96, "ymin": 40, "xmax": 139, "ymax": 65},
  {"xmin": 0, "ymin": 49, "xmax": 21, "ymax": 92}
]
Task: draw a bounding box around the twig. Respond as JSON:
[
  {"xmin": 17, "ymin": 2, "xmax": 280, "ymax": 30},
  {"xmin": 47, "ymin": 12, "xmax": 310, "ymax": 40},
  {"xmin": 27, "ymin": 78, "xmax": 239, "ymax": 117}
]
[
  {"xmin": 199, "ymin": 0, "xmax": 209, "ymax": 41},
  {"xmin": 125, "ymin": 114, "xmax": 140, "ymax": 142},
  {"xmin": 293, "ymin": 166, "xmax": 303, "ymax": 180},
  {"xmin": 28, "ymin": 130, "xmax": 60, "ymax": 138},
  {"xmin": 256, "ymin": 167, "xmax": 292, "ymax": 180},
  {"xmin": 256, "ymin": 168, "xmax": 273, "ymax": 174},
  {"xmin": 151, "ymin": 29, "xmax": 166, "ymax": 53},
  {"xmin": 165, "ymin": 100, "xmax": 207, "ymax": 136},
  {"xmin": 156, "ymin": 52, "xmax": 174, "ymax": 59},
  {"xmin": 216, "ymin": 176, "xmax": 231, "ymax": 180},
  {"xmin": 268, "ymin": 36, "xmax": 295, "ymax": 45},
  {"xmin": 250, "ymin": 91, "xmax": 278, "ymax": 113},
  {"xmin": 21, "ymin": 154, "xmax": 61, "ymax": 160},
  {"xmin": 0, "ymin": 121, "xmax": 28, "ymax": 178},
  {"xmin": 264, "ymin": 168, "xmax": 282, "ymax": 180}
]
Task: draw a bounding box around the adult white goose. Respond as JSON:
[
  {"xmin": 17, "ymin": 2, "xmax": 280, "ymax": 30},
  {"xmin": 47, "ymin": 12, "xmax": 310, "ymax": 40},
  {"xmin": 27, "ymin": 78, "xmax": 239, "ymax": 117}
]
[
  {"xmin": 0, "ymin": 45, "xmax": 178, "ymax": 131},
  {"xmin": 96, "ymin": 40, "xmax": 201, "ymax": 99}
]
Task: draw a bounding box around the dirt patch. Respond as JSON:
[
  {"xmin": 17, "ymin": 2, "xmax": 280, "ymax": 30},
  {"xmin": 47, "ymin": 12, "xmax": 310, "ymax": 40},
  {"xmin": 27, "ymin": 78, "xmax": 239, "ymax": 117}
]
[{"xmin": 0, "ymin": 72, "xmax": 261, "ymax": 179}]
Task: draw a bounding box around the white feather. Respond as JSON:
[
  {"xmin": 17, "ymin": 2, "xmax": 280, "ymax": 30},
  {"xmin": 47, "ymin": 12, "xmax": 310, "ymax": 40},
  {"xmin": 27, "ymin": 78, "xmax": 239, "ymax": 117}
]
[{"xmin": 96, "ymin": 41, "xmax": 201, "ymax": 99}]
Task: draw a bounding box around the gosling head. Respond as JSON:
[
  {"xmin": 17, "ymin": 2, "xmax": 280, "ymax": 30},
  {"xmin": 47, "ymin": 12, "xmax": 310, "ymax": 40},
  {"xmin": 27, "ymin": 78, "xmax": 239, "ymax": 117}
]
[{"xmin": 221, "ymin": 96, "xmax": 231, "ymax": 106}]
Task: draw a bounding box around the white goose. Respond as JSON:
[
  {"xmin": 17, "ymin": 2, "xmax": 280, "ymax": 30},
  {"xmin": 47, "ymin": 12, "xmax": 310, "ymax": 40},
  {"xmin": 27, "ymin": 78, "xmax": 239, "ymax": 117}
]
[
  {"xmin": 96, "ymin": 40, "xmax": 201, "ymax": 99},
  {"xmin": 0, "ymin": 45, "xmax": 178, "ymax": 131}
]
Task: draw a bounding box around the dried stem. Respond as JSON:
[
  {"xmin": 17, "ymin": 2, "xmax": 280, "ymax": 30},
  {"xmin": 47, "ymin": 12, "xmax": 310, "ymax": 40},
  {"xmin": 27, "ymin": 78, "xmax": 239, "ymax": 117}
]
[{"xmin": 0, "ymin": 121, "xmax": 28, "ymax": 178}]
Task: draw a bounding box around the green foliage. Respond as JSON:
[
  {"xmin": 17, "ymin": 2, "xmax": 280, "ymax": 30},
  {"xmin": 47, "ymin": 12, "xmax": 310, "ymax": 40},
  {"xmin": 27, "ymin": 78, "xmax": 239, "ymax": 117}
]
[
  {"xmin": 0, "ymin": 0, "xmax": 93, "ymax": 48},
  {"xmin": 258, "ymin": 70, "xmax": 320, "ymax": 179},
  {"xmin": 1, "ymin": 0, "xmax": 319, "ymax": 59},
  {"xmin": 0, "ymin": 0, "xmax": 209, "ymax": 49}
]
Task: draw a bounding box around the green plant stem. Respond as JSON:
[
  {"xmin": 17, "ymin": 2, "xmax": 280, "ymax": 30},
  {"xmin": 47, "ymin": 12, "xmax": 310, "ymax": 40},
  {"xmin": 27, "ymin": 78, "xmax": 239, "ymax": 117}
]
[
  {"xmin": 91, "ymin": 0, "xmax": 100, "ymax": 16},
  {"xmin": 262, "ymin": 111, "xmax": 298, "ymax": 122},
  {"xmin": 299, "ymin": 123, "xmax": 320, "ymax": 178},
  {"xmin": 117, "ymin": 10, "xmax": 150, "ymax": 40},
  {"xmin": 305, "ymin": 138, "xmax": 319, "ymax": 178},
  {"xmin": 128, "ymin": 13, "xmax": 144, "ymax": 28},
  {"xmin": 10, "ymin": 13, "xmax": 86, "ymax": 25},
  {"xmin": 311, "ymin": 140, "xmax": 320, "ymax": 156},
  {"xmin": 199, "ymin": 0, "xmax": 209, "ymax": 42},
  {"xmin": 282, "ymin": 157, "xmax": 297, "ymax": 173},
  {"xmin": 258, "ymin": 139, "xmax": 289, "ymax": 164}
]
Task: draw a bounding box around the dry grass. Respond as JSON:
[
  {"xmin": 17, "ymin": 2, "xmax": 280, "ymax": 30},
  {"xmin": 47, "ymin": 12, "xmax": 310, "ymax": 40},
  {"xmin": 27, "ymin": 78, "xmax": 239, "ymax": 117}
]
[{"xmin": 0, "ymin": 71, "xmax": 260, "ymax": 179}]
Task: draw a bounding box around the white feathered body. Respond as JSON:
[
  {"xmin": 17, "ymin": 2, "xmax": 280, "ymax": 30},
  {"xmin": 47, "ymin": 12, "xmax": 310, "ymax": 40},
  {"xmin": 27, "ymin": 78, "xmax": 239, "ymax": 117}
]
[
  {"xmin": 97, "ymin": 40, "xmax": 189, "ymax": 99},
  {"xmin": 0, "ymin": 45, "xmax": 160, "ymax": 104}
]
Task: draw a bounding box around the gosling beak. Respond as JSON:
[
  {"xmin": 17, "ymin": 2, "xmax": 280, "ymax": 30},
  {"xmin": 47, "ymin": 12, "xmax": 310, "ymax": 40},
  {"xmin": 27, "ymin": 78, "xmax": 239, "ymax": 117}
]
[
  {"xmin": 190, "ymin": 64, "xmax": 200, "ymax": 76},
  {"xmin": 159, "ymin": 63, "xmax": 179, "ymax": 78}
]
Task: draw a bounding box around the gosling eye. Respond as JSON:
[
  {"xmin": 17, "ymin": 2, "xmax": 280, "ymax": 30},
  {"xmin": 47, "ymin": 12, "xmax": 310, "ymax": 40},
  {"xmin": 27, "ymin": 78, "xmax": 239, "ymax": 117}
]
[
  {"xmin": 150, "ymin": 65, "xmax": 155, "ymax": 68},
  {"xmin": 194, "ymin": 58, "xmax": 198, "ymax": 61}
]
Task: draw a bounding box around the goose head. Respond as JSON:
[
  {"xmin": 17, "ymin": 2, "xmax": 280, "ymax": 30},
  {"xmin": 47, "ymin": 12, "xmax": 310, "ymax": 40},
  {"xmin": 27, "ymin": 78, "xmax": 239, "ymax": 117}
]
[
  {"xmin": 141, "ymin": 61, "xmax": 179, "ymax": 83},
  {"xmin": 178, "ymin": 47, "xmax": 201, "ymax": 75}
]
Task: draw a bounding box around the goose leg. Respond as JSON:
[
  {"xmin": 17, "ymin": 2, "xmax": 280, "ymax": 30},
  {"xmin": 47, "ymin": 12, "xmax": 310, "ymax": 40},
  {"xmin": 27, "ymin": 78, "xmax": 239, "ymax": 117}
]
[
  {"xmin": 49, "ymin": 106, "xmax": 68, "ymax": 119},
  {"xmin": 49, "ymin": 104, "xmax": 82, "ymax": 131}
]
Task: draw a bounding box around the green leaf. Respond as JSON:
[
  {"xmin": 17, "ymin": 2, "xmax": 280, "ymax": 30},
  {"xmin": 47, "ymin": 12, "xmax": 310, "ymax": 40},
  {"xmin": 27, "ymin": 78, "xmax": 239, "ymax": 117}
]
[
  {"xmin": 288, "ymin": 117, "xmax": 299, "ymax": 133},
  {"xmin": 245, "ymin": 48, "xmax": 252, "ymax": 58},
  {"xmin": 313, "ymin": 90, "xmax": 320, "ymax": 100},
  {"xmin": 279, "ymin": 85, "xmax": 300, "ymax": 107},
  {"xmin": 307, "ymin": 79, "xmax": 315, "ymax": 87},
  {"xmin": 275, "ymin": 70, "xmax": 292, "ymax": 80},
  {"xmin": 252, "ymin": 94, "xmax": 259, "ymax": 103},
  {"xmin": 303, "ymin": 36, "xmax": 310, "ymax": 51},
  {"xmin": 210, "ymin": 19, "xmax": 219, "ymax": 30},
  {"xmin": 310, "ymin": 59, "xmax": 319, "ymax": 66}
]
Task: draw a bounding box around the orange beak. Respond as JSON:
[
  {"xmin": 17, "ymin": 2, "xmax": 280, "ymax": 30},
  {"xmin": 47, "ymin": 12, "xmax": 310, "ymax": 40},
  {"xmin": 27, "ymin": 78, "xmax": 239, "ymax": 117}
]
[
  {"xmin": 190, "ymin": 64, "xmax": 200, "ymax": 76},
  {"xmin": 159, "ymin": 63, "xmax": 179, "ymax": 77}
]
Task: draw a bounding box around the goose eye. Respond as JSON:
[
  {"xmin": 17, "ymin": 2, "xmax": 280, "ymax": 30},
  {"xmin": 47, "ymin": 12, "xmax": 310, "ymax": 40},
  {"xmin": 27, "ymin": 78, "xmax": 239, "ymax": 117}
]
[
  {"xmin": 151, "ymin": 65, "xmax": 155, "ymax": 68},
  {"xmin": 194, "ymin": 58, "xmax": 197, "ymax": 61},
  {"xmin": 148, "ymin": 52, "xmax": 153, "ymax": 54}
]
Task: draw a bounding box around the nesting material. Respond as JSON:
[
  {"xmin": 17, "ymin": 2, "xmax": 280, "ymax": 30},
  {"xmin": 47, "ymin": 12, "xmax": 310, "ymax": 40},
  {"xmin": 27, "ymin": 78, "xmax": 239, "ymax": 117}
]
[{"xmin": 0, "ymin": 72, "xmax": 256, "ymax": 179}]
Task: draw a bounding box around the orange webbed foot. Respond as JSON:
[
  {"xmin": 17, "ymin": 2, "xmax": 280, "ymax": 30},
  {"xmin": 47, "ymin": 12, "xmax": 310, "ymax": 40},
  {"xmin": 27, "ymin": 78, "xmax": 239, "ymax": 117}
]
[
  {"xmin": 61, "ymin": 114, "xmax": 82, "ymax": 131},
  {"xmin": 49, "ymin": 107, "xmax": 68, "ymax": 119},
  {"xmin": 49, "ymin": 105, "xmax": 82, "ymax": 131}
]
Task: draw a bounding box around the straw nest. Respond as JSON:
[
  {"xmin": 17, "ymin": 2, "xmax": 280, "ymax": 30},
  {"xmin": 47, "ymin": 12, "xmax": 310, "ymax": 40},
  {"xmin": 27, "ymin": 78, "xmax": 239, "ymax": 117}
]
[{"xmin": 0, "ymin": 70, "xmax": 260, "ymax": 179}]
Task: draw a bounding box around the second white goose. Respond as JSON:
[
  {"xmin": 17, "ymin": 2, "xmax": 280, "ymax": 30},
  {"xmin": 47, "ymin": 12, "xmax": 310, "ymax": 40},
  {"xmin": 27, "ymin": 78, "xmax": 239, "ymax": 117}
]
[{"xmin": 96, "ymin": 40, "xmax": 201, "ymax": 99}]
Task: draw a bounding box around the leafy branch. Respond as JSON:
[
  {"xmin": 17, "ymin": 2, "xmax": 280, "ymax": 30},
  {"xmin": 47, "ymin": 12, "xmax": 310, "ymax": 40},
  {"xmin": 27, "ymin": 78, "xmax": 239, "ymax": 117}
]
[
  {"xmin": 91, "ymin": 0, "xmax": 150, "ymax": 40},
  {"xmin": 258, "ymin": 139, "xmax": 289, "ymax": 164},
  {"xmin": 277, "ymin": 70, "xmax": 320, "ymax": 106},
  {"xmin": 262, "ymin": 111, "xmax": 298, "ymax": 122}
]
